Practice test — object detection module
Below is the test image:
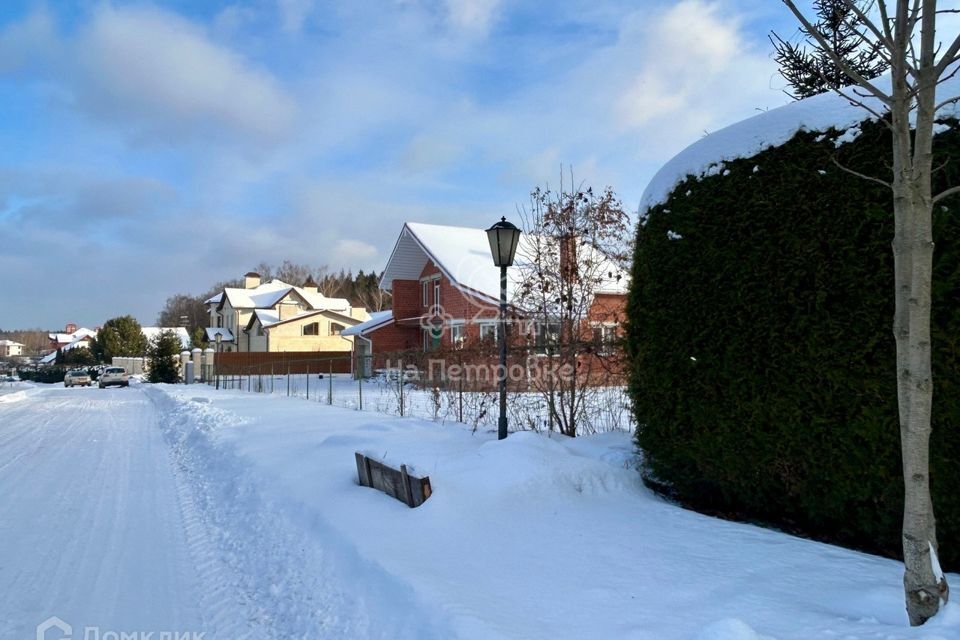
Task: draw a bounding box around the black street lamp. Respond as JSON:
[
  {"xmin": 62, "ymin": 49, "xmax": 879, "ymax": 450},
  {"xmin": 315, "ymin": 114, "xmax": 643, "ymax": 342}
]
[{"xmin": 486, "ymin": 217, "xmax": 522, "ymax": 440}]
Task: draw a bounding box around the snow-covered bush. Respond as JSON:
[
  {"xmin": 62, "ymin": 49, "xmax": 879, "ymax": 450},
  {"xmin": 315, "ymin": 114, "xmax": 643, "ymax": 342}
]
[{"xmin": 627, "ymin": 117, "xmax": 960, "ymax": 569}]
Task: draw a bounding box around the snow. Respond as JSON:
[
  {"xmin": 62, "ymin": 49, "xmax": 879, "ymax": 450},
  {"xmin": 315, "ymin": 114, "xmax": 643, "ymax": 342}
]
[
  {"xmin": 382, "ymin": 222, "xmax": 628, "ymax": 306},
  {"xmin": 641, "ymin": 72, "xmax": 960, "ymax": 212},
  {"xmin": 218, "ymin": 278, "xmax": 352, "ymax": 314},
  {"xmin": 3, "ymin": 382, "xmax": 958, "ymax": 638},
  {"xmin": 141, "ymin": 326, "xmax": 191, "ymax": 349},
  {"xmin": 341, "ymin": 310, "xmax": 394, "ymax": 337}
]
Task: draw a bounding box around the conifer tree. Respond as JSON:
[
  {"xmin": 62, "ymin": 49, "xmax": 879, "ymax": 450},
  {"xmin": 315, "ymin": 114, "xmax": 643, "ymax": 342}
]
[{"xmin": 772, "ymin": 0, "xmax": 888, "ymax": 99}]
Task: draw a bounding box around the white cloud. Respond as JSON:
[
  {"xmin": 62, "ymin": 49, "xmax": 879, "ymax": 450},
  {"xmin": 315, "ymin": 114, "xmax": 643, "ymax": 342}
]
[
  {"xmin": 73, "ymin": 6, "xmax": 297, "ymax": 143},
  {"xmin": 444, "ymin": 0, "xmax": 501, "ymax": 36},
  {"xmin": 329, "ymin": 239, "xmax": 379, "ymax": 267},
  {"xmin": 613, "ymin": 1, "xmax": 773, "ymax": 132}
]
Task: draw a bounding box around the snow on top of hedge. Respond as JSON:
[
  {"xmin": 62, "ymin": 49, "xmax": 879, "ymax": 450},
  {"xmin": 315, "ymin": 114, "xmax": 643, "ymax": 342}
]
[{"xmin": 640, "ymin": 72, "xmax": 960, "ymax": 212}]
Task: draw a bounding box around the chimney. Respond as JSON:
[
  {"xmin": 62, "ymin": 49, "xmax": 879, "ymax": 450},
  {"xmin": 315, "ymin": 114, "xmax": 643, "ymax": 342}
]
[
  {"xmin": 244, "ymin": 271, "xmax": 261, "ymax": 289},
  {"xmin": 65, "ymin": 323, "xmax": 78, "ymax": 334},
  {"xmin": 303, "ymin": 276, "xmax": 319, "ymax": 295},
  {"xmin": 559, "ymin": 234, "xmax": 578, "ymax": 283}
]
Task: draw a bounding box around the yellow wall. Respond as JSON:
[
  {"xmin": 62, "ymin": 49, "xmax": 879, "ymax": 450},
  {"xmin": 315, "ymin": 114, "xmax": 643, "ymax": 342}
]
[{"xmin": 266, "ymin": 315, "xmax": 355, "ymax": 352}]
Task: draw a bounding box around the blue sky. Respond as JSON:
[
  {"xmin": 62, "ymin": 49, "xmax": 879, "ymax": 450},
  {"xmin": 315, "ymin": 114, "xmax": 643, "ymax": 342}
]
[{"xmin": 0, "ymin": 0, "xmax": 801, "ymax": 329}]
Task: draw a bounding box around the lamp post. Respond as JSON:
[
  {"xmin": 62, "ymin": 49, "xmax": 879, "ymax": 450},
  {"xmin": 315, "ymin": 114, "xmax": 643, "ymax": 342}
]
[
  {"xmin": 215, "ymin": 332, "xmax": 222, "ymax": 390},
  {"xmin": 485, "ymin": 216, "xmax": 522, "ymax": 440}
]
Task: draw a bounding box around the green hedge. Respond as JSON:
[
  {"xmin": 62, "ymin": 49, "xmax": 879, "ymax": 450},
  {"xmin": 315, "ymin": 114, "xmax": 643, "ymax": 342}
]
[{"xmin": 627, "ymin": 118, "xmax": 960, "ymax": 568}]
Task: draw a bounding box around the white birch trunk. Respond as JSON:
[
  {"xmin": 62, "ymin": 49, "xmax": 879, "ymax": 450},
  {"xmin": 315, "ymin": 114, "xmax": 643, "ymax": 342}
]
[{"xmin": 780, "ymin": 0, "xmax": 952, "ymax": 625}]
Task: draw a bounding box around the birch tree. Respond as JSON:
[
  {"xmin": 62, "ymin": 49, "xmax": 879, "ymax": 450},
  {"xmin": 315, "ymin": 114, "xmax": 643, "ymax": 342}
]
[{"xmin": 781, "ymin": 0, "xmax": 956, "ymax": 625}]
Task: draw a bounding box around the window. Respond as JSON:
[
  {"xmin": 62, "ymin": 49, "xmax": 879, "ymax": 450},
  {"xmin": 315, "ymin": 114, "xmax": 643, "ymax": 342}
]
[
  {"xmin": 303, "ymin": 322, "xmax": 320, "ymax": 336},
  {"xmin": 256, "ymin": 324, "xmax": 265, "ymax": 337},
  {"xmin": 450, "ymin": 323, "xmax": 465, "ymax": 349},
  {"xmin": 534, "ymin": 322, "xmax": 561, "ymax": 353},
  {"xmin": 592, "ymin": 324, "xmax": 619, "ymax": 353},
  {"xmin": 329, "ymin": 322, "xmax": 345, "ymax": 336},
  {"xmin": 479, "ymin": 322, "xmax": 498, "ymax": 342},
  {"xmin": 423, "ymin": 328, "xmax": 441, "ymax": 351},
  {"xmin": 433, "ymin": 279, "xmax": 441, "ymax": 306},
  {"xmin": 422, "ymin": 281, "xmax": 429, "ymax": 307}
]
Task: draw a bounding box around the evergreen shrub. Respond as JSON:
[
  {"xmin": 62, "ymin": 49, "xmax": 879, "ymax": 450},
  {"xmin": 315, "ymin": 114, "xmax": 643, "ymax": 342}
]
[{"xmin": 627, "ymin": 118, "xmax": 960, "ymax": 568}]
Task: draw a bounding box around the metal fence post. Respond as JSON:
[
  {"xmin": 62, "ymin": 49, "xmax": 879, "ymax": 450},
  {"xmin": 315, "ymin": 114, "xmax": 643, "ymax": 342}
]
[
  {"xmin": 306, "ymin": 363, "xmax": 310, "ymax": 400},
  {"xmin": 287, "ymin": 362, "xmax": 291, "ymax": 397},
  {"xmin": 398, "ymin": 364, "xmax": 404, "ymax": 417},
  {"xmin": 328, "ymin": 360, "xmax": 333, "ymax": 405},
  {"xmin": 358, "ymin": 367, "xmax": 363, "ymax": 411}
]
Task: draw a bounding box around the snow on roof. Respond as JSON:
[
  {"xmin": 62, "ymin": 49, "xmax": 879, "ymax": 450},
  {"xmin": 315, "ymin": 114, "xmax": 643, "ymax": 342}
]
[
  {"xmin": 142, "ymin": 327, "xmax": 191, "ymax": 350},
  {"xmin": 382, "ymin": 222, "xmax": 627, "ymax": 302},
  {"xmin": 0, "ymin": 339, "xmax": 24, "ymax": 347},
  {"xmin": 205, "ymin": 327, "xmax": 235, "ymax": 342},
  {"xmin": 218, "ymin": 279, "xmax": 352, "ymax": 313},
  {"xmin": 49, "ymin": 328, "xmax": 97, "ymax": 343},
  {"xmin": 39, "ymin": 335, "xmax": 95, "ymax": 363},
  {"xmin": 251, "ymin": 309, "xmax": 280, "ymax": 327},
  {"xmin": 205, "ymin": 292, "xmax": 223, "ymax": 305},
  {"xmin": 641, "ymin": 72, "xmax": 960, "ymax": 212},
  {"xmin": 341, "ymin": 311, "xmax": 393, "ymax": 337}
]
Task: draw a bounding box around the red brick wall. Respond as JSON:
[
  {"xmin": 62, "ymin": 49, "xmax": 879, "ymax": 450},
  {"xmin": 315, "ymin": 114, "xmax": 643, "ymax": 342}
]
[
  {"xmin": 369, "ymin": 322, "xmax": 420, "ymax": 353},
  {"xmin": 589, "ymin": 293, "xmax": 626, "ymax": 324},
  {"xmin": 392, "ymin": 280, "xmax": 420, "ymax": 320}
]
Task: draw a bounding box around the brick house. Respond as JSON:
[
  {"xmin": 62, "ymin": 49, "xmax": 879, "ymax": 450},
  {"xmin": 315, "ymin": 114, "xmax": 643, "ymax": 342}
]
[{"xmin": 343, "ymin": 222, "xmax": 627, "ymax": 376}]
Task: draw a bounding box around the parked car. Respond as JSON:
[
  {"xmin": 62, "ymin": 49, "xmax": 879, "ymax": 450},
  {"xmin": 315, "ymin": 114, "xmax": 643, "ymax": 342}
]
[
  {"xmin": 99, "ymin": 367, "xmax": 130, "ymax": 389},
  {"xmin": 64, "ymin": 370, "xmax": 92, "ymax": 387}
]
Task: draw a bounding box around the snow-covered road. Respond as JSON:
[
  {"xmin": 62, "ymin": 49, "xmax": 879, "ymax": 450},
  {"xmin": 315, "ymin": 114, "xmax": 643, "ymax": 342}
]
[
  {"xmin": 0, "ymin": 385, "xmax": 205, "ymax": 637},
  {"xmin": 0, "ymin": 384, "xmax": 438, "ymax": 639}
]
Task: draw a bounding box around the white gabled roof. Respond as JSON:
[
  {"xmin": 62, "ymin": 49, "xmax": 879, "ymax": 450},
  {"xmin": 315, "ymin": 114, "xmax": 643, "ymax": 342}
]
[
  {"xmin": 381, "ymin": 222, "xmax": 628, "ymax": 301},
  {"xmin": 217, "ymin": 279, "xmax": 352, "ymax": 314},
  {"xmin": 49, "ymin": 328, "xmax": 97, "ymax": 343},
  {"xmin": 0, "ymin": 339, "xmax": 24, "ymax": 347},
  {"xmin": 205, "ymin": 327, "xmax": 235, "ymax": 342},
  {"xmin": 40, "ymin": 334, "xmax": 95, "ymax": 364}
]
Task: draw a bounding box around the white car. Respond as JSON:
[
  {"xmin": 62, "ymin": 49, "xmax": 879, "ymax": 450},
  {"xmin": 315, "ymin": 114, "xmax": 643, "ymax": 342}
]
[
  {"xmin": 99, "ymin": 367, "xmax": 130, "ymax": 388},
  {"xmin": 64, "ymin": 370, "xmax": 92, "ymax": 387}
]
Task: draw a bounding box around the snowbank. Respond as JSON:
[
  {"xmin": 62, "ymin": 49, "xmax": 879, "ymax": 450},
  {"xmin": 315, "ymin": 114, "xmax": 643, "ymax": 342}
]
[
  {"xmin": 153, "ymin": 385, "xmax": 959, "ymax": 639},
  {"xmin": 641, "ymin": 72, "xmax": 960, "ymax": 212}
]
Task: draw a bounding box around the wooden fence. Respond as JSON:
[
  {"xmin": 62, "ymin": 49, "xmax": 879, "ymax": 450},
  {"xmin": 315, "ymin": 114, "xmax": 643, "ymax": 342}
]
[{"xmin": 215, "ymin": 351, "xmax": 352, "ymax": 375}]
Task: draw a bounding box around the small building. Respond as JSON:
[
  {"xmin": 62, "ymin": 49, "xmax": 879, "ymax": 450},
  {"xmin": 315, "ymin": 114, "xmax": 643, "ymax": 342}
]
[{"xmin": 0, "ymin": 340, "xmax": 25, "ymax": 358}]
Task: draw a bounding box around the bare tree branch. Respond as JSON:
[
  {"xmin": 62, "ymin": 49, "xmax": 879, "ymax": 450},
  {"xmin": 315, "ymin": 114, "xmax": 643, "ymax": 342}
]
[
  {"xmin": 830, "ymin": 155, "xmax": 894, "ymax": 187},
  {"xmin": 932, "ymin": 184, "xmax": 960, "ymax": 204}
]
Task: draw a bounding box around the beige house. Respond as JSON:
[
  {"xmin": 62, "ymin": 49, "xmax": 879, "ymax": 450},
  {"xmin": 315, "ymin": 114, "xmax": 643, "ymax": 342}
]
[
  {"xmin": 0, "ymin": 340, "xmax": 24, "ymax": 357},
  {"xmin": 206, "ymin": 272, "xmax": 370, "ymax": 353}
]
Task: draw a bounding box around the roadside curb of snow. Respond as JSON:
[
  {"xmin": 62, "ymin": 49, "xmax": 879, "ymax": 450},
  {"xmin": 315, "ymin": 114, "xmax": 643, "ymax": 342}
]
[{"xmin": 146, "ymin": 386, "xmax": 453, "ymax": 639}]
